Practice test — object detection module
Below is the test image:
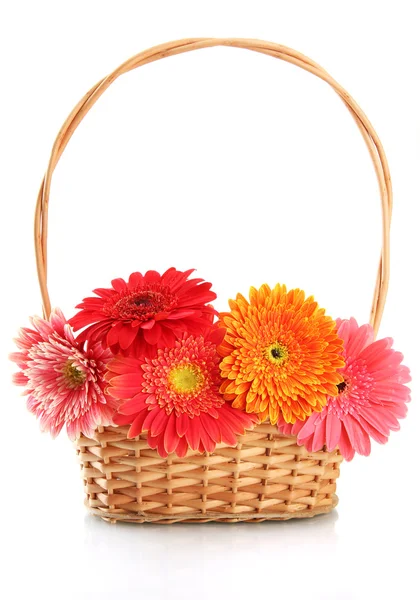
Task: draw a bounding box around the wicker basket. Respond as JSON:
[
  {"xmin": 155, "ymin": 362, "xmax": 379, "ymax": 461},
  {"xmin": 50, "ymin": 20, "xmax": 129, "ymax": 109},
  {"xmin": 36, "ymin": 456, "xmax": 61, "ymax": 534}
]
[
  {"xmin": 76, "ymin": 425, "xmax": 342, "ymax": 523},
  {"xmin": 35, "ymin": 38, "xmax": 391, "ymax": 523}
]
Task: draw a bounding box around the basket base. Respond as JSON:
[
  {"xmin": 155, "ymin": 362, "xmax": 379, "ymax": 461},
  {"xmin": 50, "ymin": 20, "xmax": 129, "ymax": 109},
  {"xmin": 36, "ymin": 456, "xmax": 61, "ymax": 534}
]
[{"xmin": 85, "ymin": 494, "xmax": 338, "ymax": 524}]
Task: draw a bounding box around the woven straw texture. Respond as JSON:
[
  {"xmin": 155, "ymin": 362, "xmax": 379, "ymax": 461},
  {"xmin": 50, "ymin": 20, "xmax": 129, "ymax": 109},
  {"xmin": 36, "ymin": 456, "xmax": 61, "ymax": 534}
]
[
  {"xmin": 35, "ymin": 38, "xmax": 392, "ymax": 523},
  {"xmin": 76, "ymin": 424, "xmax": 342, "ymax": 523}
]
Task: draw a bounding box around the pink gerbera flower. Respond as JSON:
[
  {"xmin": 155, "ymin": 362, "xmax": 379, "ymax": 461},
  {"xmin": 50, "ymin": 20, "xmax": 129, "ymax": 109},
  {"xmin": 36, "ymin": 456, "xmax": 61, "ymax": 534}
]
[
  {"xmin": 277, "ymin": 318, "xmax": 411, "ymax": 460},
  {"xmin": 69, "ymin": 268, "xmax": 217, "ymax": 355},
  {"xmin": 10, "ymin": 309, "xmax": 117, "ymax": 439},
  {"xmin": 107, "ymin": 329, "xmax": 256, "ymax": 457}
]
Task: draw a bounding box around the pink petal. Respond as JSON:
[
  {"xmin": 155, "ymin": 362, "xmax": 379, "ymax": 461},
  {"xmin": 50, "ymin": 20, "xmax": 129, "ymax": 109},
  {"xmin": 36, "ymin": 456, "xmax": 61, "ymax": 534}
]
[
  {"xmin": 337, "ymin": 426, "xmax": 355, "ymax": 461},
  {"xmin": 344, "ymin": 322, "xmax": 374, "ymax": 358},
  {"xmin": 342, "ymin": 415, "xmax": 372, "ymax": 457},
  {"xmin": 325, "ymin": 412, "xmax": 342, "ymax": 450},
  {"xmin": 309, "ymin": 414, "xmax": 327, "ymax": 452}
]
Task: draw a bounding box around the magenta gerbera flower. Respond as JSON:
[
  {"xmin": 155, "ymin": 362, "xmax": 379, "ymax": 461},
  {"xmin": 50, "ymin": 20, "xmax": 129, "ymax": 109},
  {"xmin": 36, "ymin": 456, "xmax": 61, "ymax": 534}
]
[
  {"xmin": 277, "ymin": 318, "xmax": 411, "ymax": 460},
  {"xmin": 69, "ymin": 268, "xmax": 217, "ymax": 355},
  {"xmin": 10, "ymin": 309, "xmax": 117, "ymax": 439},
  {"xmin": 107, "ymin": 329, "xmax": 256, "ymax": 457}
]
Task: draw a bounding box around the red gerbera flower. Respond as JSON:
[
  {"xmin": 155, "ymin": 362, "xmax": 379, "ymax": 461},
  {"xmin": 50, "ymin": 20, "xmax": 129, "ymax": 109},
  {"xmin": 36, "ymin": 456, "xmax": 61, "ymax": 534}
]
[
  {"xmin": 107, "ymin": 330, "xmax": 256, "ymax": 457},
  {"xmin": 69, "ymin": 268, "xmax": 217, "ymax": 355}
]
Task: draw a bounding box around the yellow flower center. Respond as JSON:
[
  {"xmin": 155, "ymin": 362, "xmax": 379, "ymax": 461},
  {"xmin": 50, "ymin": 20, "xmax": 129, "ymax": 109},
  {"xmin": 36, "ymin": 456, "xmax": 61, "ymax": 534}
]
[
  {"xmin": 63, "ymin": 361, "xmax": 86, "ymax": 389},
  {"xmin": 168, "ymin": 365, "xmax": 204, "ymax": 394},
  {"xmin": 265, "ymin": 342, "xmax": 289, "ymax": 366}
]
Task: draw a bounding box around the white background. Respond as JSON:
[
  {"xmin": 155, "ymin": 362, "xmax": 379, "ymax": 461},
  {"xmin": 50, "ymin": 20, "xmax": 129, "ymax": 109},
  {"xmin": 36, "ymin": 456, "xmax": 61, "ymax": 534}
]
[{"xmin": 1, "ymin": 1, "xmax": 419, "ymax": 599}]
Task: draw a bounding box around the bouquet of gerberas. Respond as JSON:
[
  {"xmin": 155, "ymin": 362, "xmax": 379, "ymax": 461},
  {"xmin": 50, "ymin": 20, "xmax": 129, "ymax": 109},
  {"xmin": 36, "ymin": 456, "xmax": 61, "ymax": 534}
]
[{"xmin": 10, "ymin": 267, "xmax": 410, "ymax": 462}]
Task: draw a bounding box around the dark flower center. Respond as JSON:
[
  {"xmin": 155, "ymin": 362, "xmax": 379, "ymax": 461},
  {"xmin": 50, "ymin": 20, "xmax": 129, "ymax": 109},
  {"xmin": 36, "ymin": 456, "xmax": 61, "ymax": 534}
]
[
  {"xmin": 265, "ymin": 342, "xmax": 289, "ymax": 366},
  {"xmin": 132, "ymin": 293, "xmax": 155, "ymax": 307},
  {"xmin": 337, "ymin": 380, "xmax": 347, "ymax": 394},
  {"xmin": 105, "ymin": 286, "xmax": 178, "ymax": 321}
]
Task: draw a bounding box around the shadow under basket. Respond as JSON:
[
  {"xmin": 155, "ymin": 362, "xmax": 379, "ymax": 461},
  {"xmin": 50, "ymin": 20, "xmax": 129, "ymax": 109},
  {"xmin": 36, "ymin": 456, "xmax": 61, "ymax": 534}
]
[{"xmin": 75, "ymin": 424, "xmax": 343, "ymax": 524}]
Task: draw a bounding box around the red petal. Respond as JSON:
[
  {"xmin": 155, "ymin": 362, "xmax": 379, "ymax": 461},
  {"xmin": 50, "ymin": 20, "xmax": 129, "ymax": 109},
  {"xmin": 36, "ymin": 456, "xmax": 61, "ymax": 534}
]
[
  {"xmin": 118, "ymin": 394, "xmax": 148, "ymax": 414},
  {"xmin": 76, "ymin": 321, "xmax": 111, "ymax": 344},
  {"xmin": 175, "ymin": 437, "xmax": 189, "ymax": 458},
  {"xmin": 127, "ymin": 411, "xmax": 148, "ymax": 437},
  {"xmin": 113, "ymin": 412, "xmax": 133, "ymax": 426},
  {"xmin": 175, "ymin": 413, "xmax": 190, "ymax": 437},
  {"xmin": 93, "ymin": 287, "xmax": 115, "ymax": 299},
  {"xmin": 143, "ymin": 323, "xmax": 162, "ymax": 345},
  {"xmin": 144, "ymin": 270, "xmax": 161, "ymax": 283},
  {"xmin": 69, "ymin": 313, "xmax": 101, "ymax": 331},
  {"xmin": 179, "ymin": 290, "xmax": 217, "ymax": 306},
  {"xmin": 150, "ymin": 409, "xmax": 170, "ymax": 436},
  {"xmin": 142, "ymin": 408, "xmax": 160, "ymax": 431},
  {"xmin": 118, "ymin": 324, "xmax": 139, "ymax": 350},
  {"xmin": 107, "ymin": 356, "xmax": 140, "ymax": 376},
  {"xmin": 111, "ymin": 278, "xmax": 128, "ymax": 293},
  {"xmin": 201, "ymin": 414, "xmax": 222, "ymax": 444},
  {"xmin": 107, "ymin": 322, "xmax": 124, "ymax": 347},
  {"xmin": 177, "ymin": 280, "xmax": 212, "ymax": 298},
  {"xmin": 162, "ymin": 268, "xmax": 195, "ymax": 291},
  {"xmin": 206, "ymin": 327, "xmax": 225, "ymax": 346},
  {"xmin": 108, "ymin": 372, "xmax": 142, "ymax": 389},
  {"xmin": 139, "ymin": 319, "xmax": 155, "ymax": 330},
  {"xmin": 159, "ymin": 327, "xmax": 177, "ymax": 347},
  {"xmin": 185, "ymin": 418, "xmax": 201, "ymax": 450},
  {"xmin": 196, "ymin": 420, "xmax": 216, "ymax": 453},
  {"xmin": 164, "ymin": 413, "xmax": 179, "ymax": 454},
  {"xmin": 165, "ymin": 309, "xmax": 196, "ymax": 320},
  {"xmin": 128, "ymin": 272, "xmax": 144, "ymax": 288}
]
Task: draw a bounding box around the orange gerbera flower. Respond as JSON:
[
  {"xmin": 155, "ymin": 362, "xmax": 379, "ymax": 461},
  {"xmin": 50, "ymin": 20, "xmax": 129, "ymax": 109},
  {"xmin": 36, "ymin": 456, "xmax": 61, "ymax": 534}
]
[{"xmin": 218, "ymin": 284, "xmax": 345, "ymax": 425}]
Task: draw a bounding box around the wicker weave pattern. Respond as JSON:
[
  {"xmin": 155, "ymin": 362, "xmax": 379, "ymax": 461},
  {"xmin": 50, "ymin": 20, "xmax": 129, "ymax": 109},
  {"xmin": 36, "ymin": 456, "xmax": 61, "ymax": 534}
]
[{"xmin": 76, "ymin": 424, "xmax": 342, "ymax": 523}]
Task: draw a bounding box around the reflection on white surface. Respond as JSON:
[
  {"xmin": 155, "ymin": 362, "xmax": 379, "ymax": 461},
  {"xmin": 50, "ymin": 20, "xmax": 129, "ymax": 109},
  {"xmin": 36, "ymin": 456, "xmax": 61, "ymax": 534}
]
[
  {"xmin": 83, "ymin": 508, "xmax": 339, "ymax": 551},
  {"xmin": 81, "ymin": 511, "xmax": 340, "ymax": 599},
  {"xmin": 6, "ymin": 495, "xmax": 419, "ymax": 600}
]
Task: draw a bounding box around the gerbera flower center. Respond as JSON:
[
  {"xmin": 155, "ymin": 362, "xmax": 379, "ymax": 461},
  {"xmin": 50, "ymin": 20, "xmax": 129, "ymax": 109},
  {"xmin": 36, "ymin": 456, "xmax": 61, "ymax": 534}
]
[
  {"xmin": 138, "ymin": 335, "xmax": 224, "ymax": 418},
  {"xmin": 337, "ymin": 380, "xmax": 348, "ymax": 394},
  {"xmin": 265, "ymin": 342, "xmax": 289, "ymax": 366},
  {"xmin": 106, "ymin": 286, "xmax": 178, "ymax": 321},
  {"xmin": 62, "ymin": 360, "xmax": 86, "ymax": 389},
  {"xmin": 168, "ymin": 365, "xmax": 204, "ymax": 394}
]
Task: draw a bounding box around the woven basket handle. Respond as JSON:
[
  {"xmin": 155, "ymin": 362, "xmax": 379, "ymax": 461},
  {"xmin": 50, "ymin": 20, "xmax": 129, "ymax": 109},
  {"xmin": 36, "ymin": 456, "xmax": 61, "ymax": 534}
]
[{"xmin": 34, "ymin": 38, "xmax": 392, "ymax": 336}]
